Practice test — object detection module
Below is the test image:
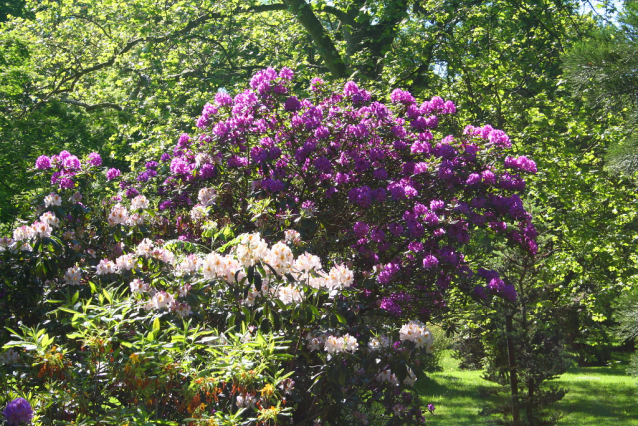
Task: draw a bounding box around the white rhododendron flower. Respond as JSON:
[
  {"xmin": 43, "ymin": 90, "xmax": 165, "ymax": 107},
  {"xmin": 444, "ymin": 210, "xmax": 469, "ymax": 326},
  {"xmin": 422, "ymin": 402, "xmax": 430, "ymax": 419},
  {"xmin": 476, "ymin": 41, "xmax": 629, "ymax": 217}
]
[
  {"xmin": 136, "ymin": 238, "xmax": 154, "ymax": 257},
  {"xmin": 0, "ymin": 237, "xmax": 13, "ymax": 252},
  {"xmin": 39, "ymin": 211, "xmax": 60, "ymax": 228},
  {"xmin": 0, "ymin": 349, "xmax": 20, "ymax": 365},
  {"xmin": 126, "ymin": 213, "xmax": 145, "ymax": 226},
  {"xmin": 235, "ymin": 233, "xmax": 269, "ymax": 267},
  {"xmin": 244, "ymin": 288, "xmax": 260, "ymax": 306},
  {"xmin": 306, "ymin": 333, "xmax": 326, "ymax": 352},
  {"xmin": 324, "ymin": 334, "xmax": 359, "ymax": 354},
  {"xmin": 198, "ymin": 187, "xmax": 217, "ymax": 206},
  {"xmin": 278, "ymin": 284, "xmax": 303, "ymax": 304},
  {"xmin": 130, "ymin": 278, "xmax": 149, "ymax": 293},
  {"xmin": 376, "ymin": 369, "xmax": 399, "ymax": 386},
  {"xmin": 96, "ymin": 259, "xmax": 118, "ymax": 275},
  {"xmin": 264, "ymin": 241, "xmax": 294, "ymax": 275},
  {"xmin": 190, "ymin": 204, "xmax": 208, "ymax": 221},
  {"xmin": 178, "ymin": 254, "xmax": 200, "ymax": 274},
  {"xmin": 399, "ymin": 320, "xmax": 434, "ymax": 352},
  {"xmin": 151, "ymin": 291, "xmax": 174, "ymax": 310},
  {"xmin": 173, "ymin": 302, "xmax": 193, "ymax": 317},
  {"xmin": 130, "ymin": 194, "xmax": 149, "ymax": 210},
  {"xmin": 108, "ymin": 203, "xmax": 129, "ymax": 226},
  {"xmin": 284, "ymin": 229, "xmax": 301, "ymax": 245},
  {"xmin": 151, "ymin": 248, "xmax": 175, "ymax": 264},
  {"xmin": 13, "ymin": 225, "xmax": 35, "ymax": 242},
  {"xmin": 116, "ymin": 254, "xmax": 137, "ymax": 271},
  {"xmin": 403, "ymin": 367, "xmax": 417, "ymax": 387},
  {"xmin": 31, "ymin": 221, "xmax": 52, "ymax": 238},
  {"xmin": 367, "ymin": 335, "xmax": 391, "ymax": 351},
  {"xmin": 44, "ymin": 192, "xmax": 62, "ymax": 207},
  {"xmin": 64, "ymin": 266, "xmax": 82, "ymax": 285}
]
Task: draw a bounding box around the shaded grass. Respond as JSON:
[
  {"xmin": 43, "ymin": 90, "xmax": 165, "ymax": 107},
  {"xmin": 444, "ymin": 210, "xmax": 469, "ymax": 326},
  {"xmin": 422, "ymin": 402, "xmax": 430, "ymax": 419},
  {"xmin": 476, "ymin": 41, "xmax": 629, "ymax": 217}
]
[{"xmin": 418, "ymin": 350, "xmax": 638, "ymax": 425}]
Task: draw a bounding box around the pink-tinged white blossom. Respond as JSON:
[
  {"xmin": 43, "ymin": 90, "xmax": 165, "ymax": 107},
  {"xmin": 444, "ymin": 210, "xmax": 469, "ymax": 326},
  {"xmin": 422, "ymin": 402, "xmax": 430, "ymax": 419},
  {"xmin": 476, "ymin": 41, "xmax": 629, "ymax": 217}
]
[
  {"xmin": 129, "ymin": 278, "xmax": 149, "ymax": 294},
  {"xmin": 403, "ymin": 367, "xmax": 417, "ymax": 387},
  {"xmin": 31, "ymin": 221, "xmax": 52, "ymax": 238},
  {"xmin": 39, "ymin": 211, "xmax": 60, "ymax": 228},
  {"xmin": 173, "ymin": 302, "xmax": 193, "ymax": 318},
  {"xmin": 190, "ymin": 204, "xmax": 208, "ymax": 221},
  {"xmin": 326, "ymin": 264, "xmax": 354, "ymax": 289},
  {"xmin": 178, "ymin": 255, "xmax": 200, "ymax": 274},
  {"xmin": 0, "ymin": 349, "xmax": 20, "ymax": 364},
  {"xmin": 278, "ymin": 284, "xmax": 303, "ymax": 305},
  {"xmin": 392, "ymin": 404, "xmax": 405, "ymax": 416},
  {"xmin": 368, "ymin": 335, "xmax": 391, "ymax": 351},
  {"xmin": 44, "ymin": 193, "xmax": 62, "ymax": 207},
  {"xmin": 244, "ymin": 288, "xmax": 260, "ymax": 306},
  {"xmin": 96, "ymin": 259, "xmax": 118, "ymax": 275},
  {"xmin": 126, "ymin": 213, "xmax": 145, "ymax": 226},
  {"xmin": 178, "ymin": 283, "xmax": 192, "ymax": 297},
  {"xmin": 376, "ymin": 369, "xmax": 399, "ymax": 386},
  {"xmin": 306, "ymin": 333, "xmax": 326, "ymax": 352},
  {"xmin": 0, "ymin": 237, "xmax": 13, "ymax": 252},
  {"xmin": 151, "ymin": 248, "xmax": 175, "ymax": 264},
  {"xmin": 264, "ymin": 241, "xmax": 294, "ymax": 275},
  {"xmin": 324, "ymin": 334, "xmax": 359, "ymax": 354},
  {"xmin": 130, "ymin": 194, "xmax": 149, "ymax": 210},
  {"xmin": 86, "ymin": 248, "xmax": 96, "ymax": 258},
  {"xmin": 13, "ymin": 225, "xmax": 35, "ymax": 241},
  {"xmin": 116, "ymin": 254, "xmax": 137, "ymax": 271},
  {"xmin": 151, "ymin": 291, "xmax": 174, "ymax": 310},
  {"xmin": 293, "ymin": 252, "xmax": 323, "ymax": 281},
  {"xmin": 108, "ymin": 203, "xmax": 128, "ymax": 226},
  {"xmin": 399, "ymin": 320, "xmax": 434, "ymax": 352},
  {"xmin": 284, "ymin": 229, "xmax": 301, "ymax": 246},
  {"xmin": 235, "ymin": 233, "xmax": 269, "ymax": 267},
  {"xmin": 198, "ymin": 187, "xmax": 217, "ymax": 207},
  {"xmin": 136, "ymin": 238, "xmax": 154, "ymax": 256},
  {"xmin": 195, "ymin": 153, "xmax": 212, "ymax": 167},
  {"xmin": 279, "ymin": 378, "xmax": 295, "ymax": 395},
  {"xmin": 64, "ymin": 266, "xmax": 82, "ymax": 285}
]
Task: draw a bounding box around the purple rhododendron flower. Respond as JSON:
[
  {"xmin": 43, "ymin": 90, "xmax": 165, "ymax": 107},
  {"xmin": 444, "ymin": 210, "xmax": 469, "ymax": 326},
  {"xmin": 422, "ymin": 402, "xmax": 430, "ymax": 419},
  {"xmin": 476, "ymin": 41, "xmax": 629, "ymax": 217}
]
[
  {"xmin": 87, "ymin": 152, "xmax": 102, "ymax": 166},
  {"xmin": 422, "ymin": 255, "xmax": 438, "ymax": 269},
  {"xmin": 63, "ymin": 155, "xmax": 81, "ymax": 170},
  {"xmin": 35, "ymin": 155, "xmax": 51, "ymax": 170},
  {"xmin": 3, "ymin": 397, "xmax": 33, "ymax": 425},
  {"xmin": 284, "ymin": 96, "xmax": 302, "ymax": 112},
  {"xmin": 106, "ymin": 168, "xmax": 121, "ymax": 181}
]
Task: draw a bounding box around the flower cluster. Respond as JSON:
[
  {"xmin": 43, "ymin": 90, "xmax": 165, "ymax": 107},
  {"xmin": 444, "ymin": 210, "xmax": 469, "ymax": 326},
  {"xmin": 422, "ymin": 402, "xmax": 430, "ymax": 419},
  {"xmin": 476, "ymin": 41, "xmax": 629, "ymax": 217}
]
[
  {"xmin": 35, "ymin": 150, "xmax": 102, "ymax": 189},
  {"xmin": 399, "ymin": 320, "xmax": 434, "ymax": 351},
  {"xmin": 2, "ymin": 398, "xmax": 33, "ymax": 425}
]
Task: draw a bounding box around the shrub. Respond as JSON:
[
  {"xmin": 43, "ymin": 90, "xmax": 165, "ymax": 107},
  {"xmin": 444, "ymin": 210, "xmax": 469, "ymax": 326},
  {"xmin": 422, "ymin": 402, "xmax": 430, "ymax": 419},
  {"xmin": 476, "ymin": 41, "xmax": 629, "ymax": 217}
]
[{"xmin": 0, "ymin": 68, "xmax": 537, "ymax": 425}]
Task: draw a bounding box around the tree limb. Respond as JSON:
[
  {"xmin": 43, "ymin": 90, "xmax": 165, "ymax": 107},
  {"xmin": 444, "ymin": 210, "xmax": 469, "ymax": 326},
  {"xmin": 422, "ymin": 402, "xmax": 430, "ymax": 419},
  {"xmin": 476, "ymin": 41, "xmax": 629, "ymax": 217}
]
[
  {"xmin": 59, "ymin": 99, "xmax": 124, "ymax": 111},
  {"xmin": 282, "ymin": 0, "xmax": 348, "ymax": 78}
]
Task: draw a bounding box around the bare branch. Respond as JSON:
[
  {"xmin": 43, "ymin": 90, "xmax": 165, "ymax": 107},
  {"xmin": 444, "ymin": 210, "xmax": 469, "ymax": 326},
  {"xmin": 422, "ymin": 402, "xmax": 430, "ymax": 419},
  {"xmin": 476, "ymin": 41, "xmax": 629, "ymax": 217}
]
[{"xmin": 59, "ymin": 99, "xmax": 123, "ymax": 111}]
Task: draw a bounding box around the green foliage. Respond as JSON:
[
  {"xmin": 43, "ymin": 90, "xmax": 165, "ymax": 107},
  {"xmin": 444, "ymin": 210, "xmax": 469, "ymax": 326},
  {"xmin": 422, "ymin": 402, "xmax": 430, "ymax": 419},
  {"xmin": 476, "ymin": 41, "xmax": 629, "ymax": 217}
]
[
  {"xmin": 1, "ymin": 285, "xmax": 292, "ymax": 425},
  {"xmin": 562, "ymin": 0, "xmax": 638, "ymax": 178}
]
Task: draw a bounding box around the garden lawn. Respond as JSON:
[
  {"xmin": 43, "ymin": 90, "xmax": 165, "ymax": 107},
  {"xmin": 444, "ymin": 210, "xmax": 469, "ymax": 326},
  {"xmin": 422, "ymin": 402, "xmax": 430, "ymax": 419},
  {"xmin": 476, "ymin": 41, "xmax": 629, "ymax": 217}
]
[{"xmin": 418, "ymin": 350, "xmax": 638, "ymax": 425}]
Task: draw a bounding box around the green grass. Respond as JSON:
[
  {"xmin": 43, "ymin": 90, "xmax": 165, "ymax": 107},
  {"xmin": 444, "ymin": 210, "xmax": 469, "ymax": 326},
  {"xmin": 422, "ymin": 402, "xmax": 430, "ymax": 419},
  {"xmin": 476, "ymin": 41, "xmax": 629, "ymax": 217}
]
[{"xmin": 418, "ymin": 351, "xmax": 638, "ymax": 425}]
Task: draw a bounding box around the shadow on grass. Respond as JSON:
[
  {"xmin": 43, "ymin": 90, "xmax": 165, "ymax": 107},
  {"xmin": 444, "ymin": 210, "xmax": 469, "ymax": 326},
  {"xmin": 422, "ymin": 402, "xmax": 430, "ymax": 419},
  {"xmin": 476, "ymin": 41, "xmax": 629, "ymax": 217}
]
[
  {"xmin": 417, "ymin": 373, "xmax": 506, "ymax": 425},
  {"xmin": 556, "ymin": 373, "xmax": 638, "ymax": 422}
]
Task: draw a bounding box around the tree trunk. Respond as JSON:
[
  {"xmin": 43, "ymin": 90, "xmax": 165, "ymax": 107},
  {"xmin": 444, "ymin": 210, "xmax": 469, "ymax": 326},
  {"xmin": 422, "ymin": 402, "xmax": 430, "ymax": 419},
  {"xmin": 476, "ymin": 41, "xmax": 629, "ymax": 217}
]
[{"xmin": 506, "ymin": 314, "xmax": 521, "ymax": 424}]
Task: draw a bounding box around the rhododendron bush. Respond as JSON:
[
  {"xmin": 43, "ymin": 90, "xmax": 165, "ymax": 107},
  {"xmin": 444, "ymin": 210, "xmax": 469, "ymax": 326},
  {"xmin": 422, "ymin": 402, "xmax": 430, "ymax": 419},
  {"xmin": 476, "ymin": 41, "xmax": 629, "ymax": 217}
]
[{"xmin": 0, "ymin": 68, "xmax": 537, "ymax": 425}]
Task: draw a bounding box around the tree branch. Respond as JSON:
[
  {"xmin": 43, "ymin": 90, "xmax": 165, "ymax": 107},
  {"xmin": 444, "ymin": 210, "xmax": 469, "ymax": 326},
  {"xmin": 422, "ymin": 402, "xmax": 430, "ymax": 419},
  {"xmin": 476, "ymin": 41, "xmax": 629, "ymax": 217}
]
[
  {"xmin": 59, "ymin": 99, "xmax": 123, "ymax": 111},
  {"xmin": 282, "ymin": 0, "xmax": 348, "ymax": 78}
]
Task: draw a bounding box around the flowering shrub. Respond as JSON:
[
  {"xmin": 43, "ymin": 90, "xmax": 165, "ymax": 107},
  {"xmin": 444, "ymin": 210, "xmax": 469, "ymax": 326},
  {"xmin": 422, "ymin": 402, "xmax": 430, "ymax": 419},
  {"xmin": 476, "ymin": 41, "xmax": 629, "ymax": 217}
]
[{"xmin": 0, "ymin": 68, "xmax": 537, "ymax": 424}]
